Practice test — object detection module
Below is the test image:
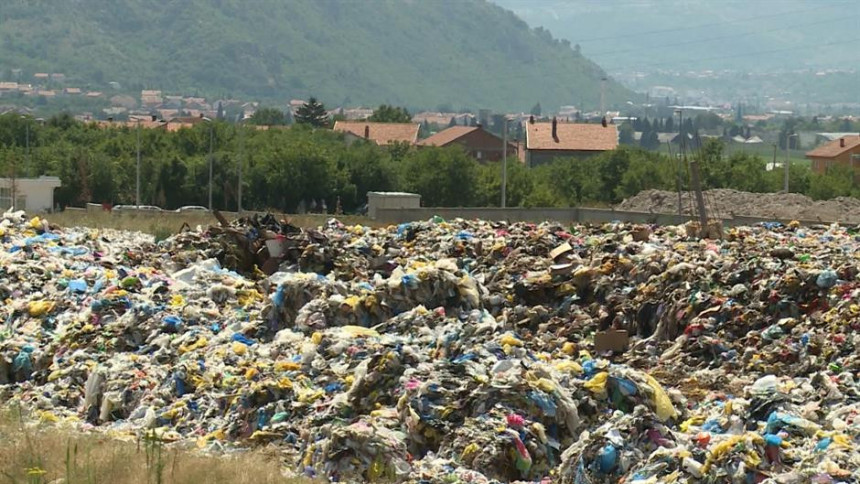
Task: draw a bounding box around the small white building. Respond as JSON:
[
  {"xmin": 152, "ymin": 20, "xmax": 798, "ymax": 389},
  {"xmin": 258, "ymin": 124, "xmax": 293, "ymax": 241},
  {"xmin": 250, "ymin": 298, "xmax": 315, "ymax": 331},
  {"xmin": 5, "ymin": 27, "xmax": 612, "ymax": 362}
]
[
  {"xmin": 367, "ymin": 191, "xmax": 421, "ymax": 219},
  {"xmin": 0, "ymin": 176, "xmax": 62, "ymax": 213}
]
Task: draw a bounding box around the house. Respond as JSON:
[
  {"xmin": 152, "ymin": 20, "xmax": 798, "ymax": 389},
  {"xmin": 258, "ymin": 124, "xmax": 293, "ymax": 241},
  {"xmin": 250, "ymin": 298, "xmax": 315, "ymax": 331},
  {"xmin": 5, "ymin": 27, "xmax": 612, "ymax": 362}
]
[
  {"xmin": 333, "ymin": 121, "xmax": 420, "ymax": 146},
  {"xmin": 417, "ymin": 125, "xmax": 517, "ymax": 162},
  {"xmin": 33, "ymin": 73, "xmax": 49, "ymax": 81},
  {"xmin": 806, "ymin": 135, "xmax": 860, "ymax": 175},
  {"xmin": 141, "ymin": 90, "xmax": 163, "ymax": 106},
  {"xmin": 0, "ymin": 82, "xmax": 19, "ymax": 92},
  {"xmin": 0, "ymin": 176, "xmax": 62, "ymax": 212},
  {"xmin": 524, "ymin": 117, "xmax": 618, "ymax": 166},
  {"xmin": 50, "ymin": 73, "xmax": 65, "ymax": 82},
  {"xmin": 86, "ymin": 91, "xmax": 103, "ymax": 98},
  {"xmin": 166, "ymin": 116, "xmax": 208, "ymax": 132},
  {"xmin": 64, "ymin": 87, "xmax": 82, "ymax": 95}
]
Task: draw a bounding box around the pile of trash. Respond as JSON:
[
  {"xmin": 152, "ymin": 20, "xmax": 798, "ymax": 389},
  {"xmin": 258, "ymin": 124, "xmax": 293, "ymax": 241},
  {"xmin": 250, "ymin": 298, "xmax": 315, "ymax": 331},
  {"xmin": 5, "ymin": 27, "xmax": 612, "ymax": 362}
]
[
  {"xmin": 4, "ymin": 210, "xmax": 860, "ymax": 482},
  {"xmin": 618, "ymin": 188, "xmax": 860, "ymax": 223}
]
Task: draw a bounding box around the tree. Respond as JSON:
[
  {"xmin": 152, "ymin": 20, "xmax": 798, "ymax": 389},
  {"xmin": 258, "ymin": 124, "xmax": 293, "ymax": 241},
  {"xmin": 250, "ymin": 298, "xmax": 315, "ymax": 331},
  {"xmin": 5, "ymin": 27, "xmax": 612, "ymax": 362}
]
[
  {"xmin": 295, "ymin": 97, "xmax": 329, "ymax": 127},
  {"xmin": 530, "ymin": 102, "xmax": 542, "ymax": 117},
  {"xmin": 664, "ymin": 116, "xmax": 674, "ymax": 133},
  {"xmin": 400, "ymin": 146, "xmax": 479, "ymax": 206},
  {"xmin": 369, "ymin": 105, "xmax": 411, "ymax": 123},
  {"xmin": 249, "ymin": 107, "xmax": 287, "ymax": 126},
  {"xmin": 618, "ymin": 123, "xmax": 635, "ymax": 145}
]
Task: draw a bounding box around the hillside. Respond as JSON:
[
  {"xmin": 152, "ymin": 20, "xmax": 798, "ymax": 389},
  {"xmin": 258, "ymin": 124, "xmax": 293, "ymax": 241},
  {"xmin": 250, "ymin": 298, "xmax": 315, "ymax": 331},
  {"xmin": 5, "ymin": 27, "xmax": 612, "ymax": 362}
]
[
  {"xmin": 0, "ymin": 0, "xmax": 635, "ymax": 112},
  {"xmin": 493, "ymin": 0, "xmax": 858, "ymax": 74}
]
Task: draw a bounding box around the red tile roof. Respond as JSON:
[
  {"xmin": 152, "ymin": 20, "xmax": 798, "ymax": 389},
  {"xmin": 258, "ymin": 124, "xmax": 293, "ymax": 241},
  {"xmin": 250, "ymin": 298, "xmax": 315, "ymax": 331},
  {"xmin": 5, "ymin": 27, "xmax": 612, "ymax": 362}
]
[
  {"xmin": 417, "ymin": 126, "xmax": 478, "ymax": 147},
  {"xmin": 806, "ymin": 135, "xmax": 860, "ymax": 159},
  {"xmin": 333, "ymin": 121, "xmax": 419, "ymax": 145},
  {"xmin": 525, "ymin": 122, "xmax": 618, "ymax": 151}
]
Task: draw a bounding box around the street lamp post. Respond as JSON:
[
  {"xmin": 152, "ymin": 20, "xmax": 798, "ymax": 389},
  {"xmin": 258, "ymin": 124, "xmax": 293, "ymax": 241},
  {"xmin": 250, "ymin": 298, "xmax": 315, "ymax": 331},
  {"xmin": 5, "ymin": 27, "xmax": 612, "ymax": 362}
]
[
  {"xmin": 136, "ymin": 118, "xmax": 141, "ymax": 207},
  {"xmin": 785, "ymin": 133, "xmax": 798, "ymax": 193},
  {"xmin": 501, "ymin": 117, "xmax": 508, "ymax": 208},
  {"xmin": 208, "ymin": 122, "xmax": 214, "ymax": 211},
  {"xmin": 238, "ymin": 119, "xmax": 245, "ymax": 213}
]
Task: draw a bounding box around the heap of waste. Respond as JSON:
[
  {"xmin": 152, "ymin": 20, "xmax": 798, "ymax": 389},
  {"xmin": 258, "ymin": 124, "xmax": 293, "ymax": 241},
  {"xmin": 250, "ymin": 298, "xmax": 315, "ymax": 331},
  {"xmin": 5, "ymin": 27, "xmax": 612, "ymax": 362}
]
[{"xmin": 4, "ymin": 210, "xmax": 860, "ymax": 482}]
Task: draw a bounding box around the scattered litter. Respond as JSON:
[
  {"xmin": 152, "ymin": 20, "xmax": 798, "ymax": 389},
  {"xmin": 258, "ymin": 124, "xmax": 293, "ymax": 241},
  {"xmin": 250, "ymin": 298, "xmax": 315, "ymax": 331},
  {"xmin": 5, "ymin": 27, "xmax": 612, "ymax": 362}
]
[{"xmin": 3, "ymin": 209, "xmax": 860, "ymax": 482}]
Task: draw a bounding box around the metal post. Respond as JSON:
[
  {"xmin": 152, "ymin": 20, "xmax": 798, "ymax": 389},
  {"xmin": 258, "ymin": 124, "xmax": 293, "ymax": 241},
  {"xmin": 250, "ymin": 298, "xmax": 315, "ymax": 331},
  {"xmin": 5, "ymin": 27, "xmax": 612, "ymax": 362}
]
[
  {"xmin": 501, "ymin": 118, "xmax": 508, "ymax": 208},
  {"xmin": 675, "ymin": 109, "xmax": 684, "ymax": 215},
  {"xmin": 689, "ymin": 160, "xmax": 709, "ymax": 236},
  {"xmin": 25, "ymin": 121, "xmax": 29, "ymax": 178},
  {"xmin": 784, "ymin": 133, "xmax": 796, "ymax": 193},
  {"xmin": 208, "ymin": 122, "xmax": 214, "ymax": 211},
  {"xmin": 238, "ymin": 122, "xmax": 244, "ymax": 213},
  {"xmin": 136, "ymin": 119, "xmax": 141, "ymax": 207}
]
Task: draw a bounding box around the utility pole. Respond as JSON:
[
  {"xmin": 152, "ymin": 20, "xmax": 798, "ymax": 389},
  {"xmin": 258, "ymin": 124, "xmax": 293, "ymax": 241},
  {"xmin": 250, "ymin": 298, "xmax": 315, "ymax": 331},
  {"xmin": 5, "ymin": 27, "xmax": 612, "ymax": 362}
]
[
  {"xmin": 600, "ymin": 77, "xmax": 607, "ymax": 116},
  {"xmin": 238, "ymin": 121, "xmax": 245, "ymax": 213},
  {"xmin": 136, "ymin": 118, "xmax": 141, "ymax": 207},
  {"xmin": 689, "ymin": 160, "xmax": 709, "ymax": 237},
  {"xmin": 784, "ymin": 133, "xmax": 797, "ymax": 193},
  {"xmin": 675, "ymin": 109, "xmax": 684, "ymax": 215},
  {"xmin": 501, "ymin": 117, "xmax": 508, "ymax": 208},
  {"xmin": 24, "ymin": 118, "xmax": 30, "ymax": 178},
  {"xmin": 208, "ymin": 120, "xmax": 214, "ymax": 211}
]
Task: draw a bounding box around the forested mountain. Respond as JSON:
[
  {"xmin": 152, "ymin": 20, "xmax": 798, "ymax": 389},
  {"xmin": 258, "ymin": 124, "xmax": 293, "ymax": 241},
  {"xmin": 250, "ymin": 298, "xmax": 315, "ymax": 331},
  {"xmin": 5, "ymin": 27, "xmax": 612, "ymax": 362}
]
[{"xmin": 0, "ymin": 0, "xmax": 635, "ymax": 111}]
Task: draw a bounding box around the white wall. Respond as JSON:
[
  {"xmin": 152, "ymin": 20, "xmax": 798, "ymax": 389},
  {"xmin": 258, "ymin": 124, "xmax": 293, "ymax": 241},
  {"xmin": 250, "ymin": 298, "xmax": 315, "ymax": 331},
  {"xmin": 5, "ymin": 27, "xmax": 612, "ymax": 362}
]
[{"xmin": 0, "ymin": 176, "xmax": 62, "ymax": 213}]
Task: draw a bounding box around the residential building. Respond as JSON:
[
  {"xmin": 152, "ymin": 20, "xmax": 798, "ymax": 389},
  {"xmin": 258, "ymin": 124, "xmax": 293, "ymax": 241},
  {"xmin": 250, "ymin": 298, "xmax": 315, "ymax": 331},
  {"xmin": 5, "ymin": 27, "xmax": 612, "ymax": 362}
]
[
  {"xmin": 333, "ymin": 121, "xmax": 420, "ymax": 146},
  {"xmin": 417, "ymin": 125, "xmax": 517, "ymax": 162},
  {"xmin": 0, "ymin": 176, "xmax": 62, "ymax": 212},
  {"xmin": 806, "ymin": 135, "xmax": 860, "ymax": 175},
  {"xmin": 0, "ymin": 82, "xmax": 19, "ymax": 92},
  {"xmin": 166, "ymin": 116, "xmax": 208, "ymax": 132},
  {"xmin": 64, "ymin": 87, "xmax": 82, "ymax": 95},
  {"xmin": 141, "ymin": 89, "xmax": 163, "ymax": 106},
  {"xmin": 412, "ymin": 112, "xmax": 476, "ymax": 127},
  {"xmin": 524, "ymin": 117, "xmax": 619, "ymax": 166},
  {"xmin": 33, "ymin": 73, "xmax": 49, "ymax": 81}
]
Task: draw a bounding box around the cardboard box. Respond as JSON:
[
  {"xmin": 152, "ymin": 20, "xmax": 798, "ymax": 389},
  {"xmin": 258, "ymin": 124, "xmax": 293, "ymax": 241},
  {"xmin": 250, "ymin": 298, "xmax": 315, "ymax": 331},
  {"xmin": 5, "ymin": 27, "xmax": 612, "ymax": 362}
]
[{"xmin": 594, "ymin": 330, "xmax": 629, "ymax": 353}]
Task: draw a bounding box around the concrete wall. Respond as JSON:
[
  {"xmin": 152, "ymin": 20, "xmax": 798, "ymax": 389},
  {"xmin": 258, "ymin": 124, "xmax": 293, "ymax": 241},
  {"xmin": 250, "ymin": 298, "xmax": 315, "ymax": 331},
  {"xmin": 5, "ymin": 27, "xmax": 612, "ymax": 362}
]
[
  {"xmin": 0, "ymin": 176, "xmax": 61, "ymax": 212},
  {"xmin": 373, "ymin": 206, "xmax": 830, "ymax": 227}
]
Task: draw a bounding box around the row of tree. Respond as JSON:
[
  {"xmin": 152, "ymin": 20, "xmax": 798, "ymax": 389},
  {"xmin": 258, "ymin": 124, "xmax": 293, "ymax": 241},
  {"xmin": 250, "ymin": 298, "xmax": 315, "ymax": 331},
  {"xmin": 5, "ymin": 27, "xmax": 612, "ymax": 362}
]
[{"xmin": 0, "ymin": 113, "xmax": 857, "ymax": 214}]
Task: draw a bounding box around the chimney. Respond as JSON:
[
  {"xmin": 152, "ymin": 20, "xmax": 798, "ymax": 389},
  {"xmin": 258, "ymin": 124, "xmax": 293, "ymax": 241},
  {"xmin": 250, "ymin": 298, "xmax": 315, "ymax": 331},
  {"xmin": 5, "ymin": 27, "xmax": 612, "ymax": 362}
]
[
  {"xmin": 151, "ymin": 115, "xmax": 157, "ymax": 122},
  {"xmin": 529, "ymin": 115, "xmax": 535, "ymax": 124},
  {"xmin": 363, "ymin": 125, "xmax": 370, "ymax": 139},
  {"xmin": 552, "ymin": 117, "xmax": 558, "ymax": 140},
  {"xmin": 841, "ymin": 138, "xmax": 846, "ymax": 148},
  {"xmin": 107, "ymin": 117, "xmax": 113, "ymax": 122},
  {"xmin": 199, "ymin": 113, "xmax": 204, "ymax": 118}
]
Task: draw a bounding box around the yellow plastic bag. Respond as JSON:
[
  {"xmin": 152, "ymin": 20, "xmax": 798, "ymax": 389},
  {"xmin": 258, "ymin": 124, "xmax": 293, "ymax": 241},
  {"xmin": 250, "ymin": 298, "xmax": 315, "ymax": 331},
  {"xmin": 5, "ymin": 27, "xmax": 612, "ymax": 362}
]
[
  {"xmin": 28, "ymin": 300, "xmax": 55, "ymax": 317},
  {"xmin": 584, "ymin": 372, "xmax": 608, "ymax": 395},
  {"xmin": 341, "ymin": 326, "xmax": 379, "ymax": 338},
  {"xmin": 645, "ymin": 373, "xmax": 678, "ymax": 421},
  {"xmin": 500, "ymin": 333, "xmax": 523, "ymax": 347}
]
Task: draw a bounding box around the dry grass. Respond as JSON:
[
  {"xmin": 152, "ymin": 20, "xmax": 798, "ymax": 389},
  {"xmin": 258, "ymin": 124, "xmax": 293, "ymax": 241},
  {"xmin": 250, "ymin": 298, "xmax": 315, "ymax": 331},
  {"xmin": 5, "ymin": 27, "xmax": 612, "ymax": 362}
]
[
  {"xmin": 46, "ymin": 209, "xmax": 377, "ymax": 237},
  {"xmin": 0, "ymin": 409, "xmax": 311, "ymax": 484}
]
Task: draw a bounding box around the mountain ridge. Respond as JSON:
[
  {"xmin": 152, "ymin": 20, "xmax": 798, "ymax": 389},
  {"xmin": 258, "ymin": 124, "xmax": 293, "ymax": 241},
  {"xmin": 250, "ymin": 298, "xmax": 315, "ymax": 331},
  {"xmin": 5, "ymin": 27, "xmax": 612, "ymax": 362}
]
[{"xmin": 0, "ymin": 0, "xmax": 637, "ymax": 112}]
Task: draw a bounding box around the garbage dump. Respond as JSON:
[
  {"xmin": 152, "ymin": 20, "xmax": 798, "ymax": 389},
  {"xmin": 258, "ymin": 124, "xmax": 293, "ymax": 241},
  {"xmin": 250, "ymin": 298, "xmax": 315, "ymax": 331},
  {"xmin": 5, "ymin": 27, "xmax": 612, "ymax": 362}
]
[{"xmin": 4, "ymin": 210, "xmax": 860, "ymax": 482}]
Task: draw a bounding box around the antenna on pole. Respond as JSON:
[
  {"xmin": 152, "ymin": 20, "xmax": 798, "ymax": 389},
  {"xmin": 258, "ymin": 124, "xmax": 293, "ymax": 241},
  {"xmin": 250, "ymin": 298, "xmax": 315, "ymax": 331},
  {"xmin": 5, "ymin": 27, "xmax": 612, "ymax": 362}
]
[{"xmin": 600, "ymin": 77, "xmax": 607, "ymax": 116}]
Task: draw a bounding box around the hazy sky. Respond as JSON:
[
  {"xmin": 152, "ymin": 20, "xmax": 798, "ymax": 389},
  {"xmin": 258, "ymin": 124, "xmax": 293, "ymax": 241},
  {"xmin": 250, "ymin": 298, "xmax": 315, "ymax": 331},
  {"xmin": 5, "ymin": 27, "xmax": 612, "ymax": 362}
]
[{"xmin": 492, "ymin": 0, "xmax": 859, "ymax": 73}]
